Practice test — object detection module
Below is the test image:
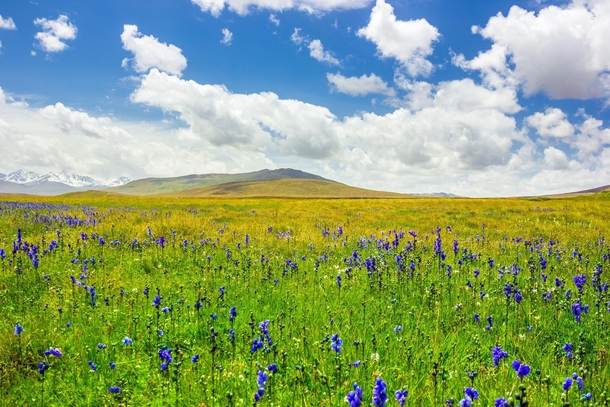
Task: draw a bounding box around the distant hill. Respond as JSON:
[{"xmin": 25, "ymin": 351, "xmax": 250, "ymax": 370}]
[
  {"xmin": 544, "ymin": 184, "xmax": 610, "ymax": 198},
  {"xmin": 158, "ymin": 178, "xmax": 405, "ymax": 198},
  {"xmin": 108, "ymin": 168, "xmax": 335, "ymax": 196}
]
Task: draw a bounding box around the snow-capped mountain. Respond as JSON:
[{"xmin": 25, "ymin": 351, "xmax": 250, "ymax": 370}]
[
  {"xmin": 1, "ymin": 169, "xmax": 131, "ymax": 188},
  {"xmin": 4, "ymin": 169, "xmax": 45, "ymax": 184}
]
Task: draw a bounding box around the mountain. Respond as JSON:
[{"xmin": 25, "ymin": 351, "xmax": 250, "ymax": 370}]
[
  {"xmin": 0, "ymin": 169, "xmax": 131, "ymax": 195},
  {"xmin": 140, "ymin": 178, "xmax": 407, "ymax": 198},
  {"xmin": 109, "ymin": 168, "xmax": 334, "ymax": 195}
]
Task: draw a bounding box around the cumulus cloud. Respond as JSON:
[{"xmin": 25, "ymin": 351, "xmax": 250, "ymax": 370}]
[
  {"xmin": 130, "ymin": 69, "xmax": 344, "ymax": 159},
  {"xmin": 327, "ymin": 72, "xmax": 395, "ymax": 97},
  {"xmin": 308, "ymin": 40, "xmax": 340, "ymax": 65},
  {"xmin": 33, "ymin": 15, "xmax": 77, "ymax": 53},
  {"xmin": 357, "ymin": 0, "xmax": 439, "ymax": 77},
  {"xmin": 0, "ymin": 15, "xmax": 17, "ymax": 30},
  {"xmin": 121, "ymin": 25, "xmax": 187, "ymax": 77},
  {"xmin": 191, "ymin": 0, "xmax": 371, "ymax": 16},
  {"xmin": 543, "ymin": 146, "xmax": 570, "ymax": 170},
  {"xmin": 456, "ymin": 0, "xmax": 610, "ymax": 99},
  {"xmin": 221, "ymin": 28, "xmax": 233, "ymax": 45},
  {"xmin": 526, "ymin": 108, "xmax": 574, "ymax": 138}
]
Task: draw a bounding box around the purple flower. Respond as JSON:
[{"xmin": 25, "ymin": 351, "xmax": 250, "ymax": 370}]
[
  {"xmin": 492, "ymin": 346, "xmax": 508, "ymax": 367},
  {"xmin": 191, "ymin": 354, "xmax": 200, "ymax": 363},
  {"xmin": 395, "ymin": 389, "xmax": 408, "ymax": 406},
  {"xmin": 495, "ymin": 398, "xmax": 509, "ymax": 407},
  {"xmin": 372, "ymin": 377, "xmax": 388, "ymax": 407},
  {"xmin": 44, "ymin": 347, "xmax": 63, "ymax": 357},
  {"xmin": 331, "ymin": 333, "xmax": 343, "ymax": 354},
  {"xmin": 109, "ymin": 386, "xmax": 121, "ymax": 394},
  {"xmin": 345, "ymin": 382, "xmax": 363, "ymax": 407},
  {"xmin": 465, "ymin": 387, "xmax": 479, "ymax": 400},
  {"xmin": 562, "ymin": 343, "xmax": 573, "ymax": 358},
  {"xmin": 563, "ymin": 377, "xmax": 573, "ymax": 391},
  {"xmin": 88, "ymin": 360, "xmax": 98, "ymax": 371},
  {"xmin": 14, "ymin": 323, "xmax": 23, "ymax": 336}
]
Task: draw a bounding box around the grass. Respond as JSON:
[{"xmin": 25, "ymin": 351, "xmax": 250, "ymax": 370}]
[{"xmin": 0, "ymin": 194, "xmax": 609, "ymax": 406}]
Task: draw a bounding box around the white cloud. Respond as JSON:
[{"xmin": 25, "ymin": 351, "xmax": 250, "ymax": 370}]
[
  {"xmin": 130, "ymin": 69, "xmax": 344, "ymax": 159},
  {"xmin": 543, "ymin": 146, "xmax": 570, "ymax": 170},
  {"xmin": 357, "ymin": 0, "xmax": 439, "ymax": 77},
  {"xmin": 221, "ymin": 28, "xmax": 233, "ymax": 45},
  {"xmin": 0, "ymin": 15, "xmax": 17, "ymax": 30},
  {"xmin": 269, "ymin": 14, "xmax": 280, "ymax": 26},
  {"xmin": 526, "ymin": 108, "xmax": 574, "ymax": 138},
  {"xmin": 459, "ymin": 0, "xmax": 610, "ymax": 99},
  {"xmin": 120, "ymin": 25, "xmax": 187, "ymax": 77},
  {"xmin": 191, "ymin": 0, "xmax": 371, "ymax": 16},
  {"xmin": 308, "ymin": 40, "xmax": 340, "ymax": 66},
  {"xmin": 327, "ymin": 72, "xmax": 395, "ymax": 97},
  {"xmin": 33, "ymin": 15, "xmax": 77, "ymax": 53},
  {"xmin": 291, "ymin": 28, "xmax": 307, "ymax": 46}
]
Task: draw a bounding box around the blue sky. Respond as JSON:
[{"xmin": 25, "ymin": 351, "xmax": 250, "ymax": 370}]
[{"xmin": 0, "ymin": 0, "xmax": 609, "ymax": 196}]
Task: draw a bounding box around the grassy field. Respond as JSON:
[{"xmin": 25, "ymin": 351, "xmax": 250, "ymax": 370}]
[{"xmin": 0, "ymin": 193, "xmax": 609, "ymax": 406}]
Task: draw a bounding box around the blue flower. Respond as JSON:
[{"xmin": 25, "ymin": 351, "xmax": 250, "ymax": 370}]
[
  {"xmin": 191, "ymin": 354, "xmax": 200, "ymax": 363},
  {"xmin": 372, "ymin": 377, "xmax": 387, "ymax": 407},
  {"xmin": 494, "ymin": 398, "xmax": 509, "ymax": 407},
  {"xmin": 44, "ymin": 347, "xmax": 62, "ymax": 357},
  {"xmin": 109, "ymin": 386, "xmax": 121, "ymax": 394},
  {"xmin": 88, "ymin": 360, "xmax": 98, "ymax": 371},
  {"xmin": 395, "ymin": 389, "xmax": 408, "ymax": 406},
  {"xmin": 109, "ymin": 362, "xmax": 116, "ymax": 370},
  {"xmin": 465, "ymin": 387, "xmax": 479, "ymax": 400},
  {"xmin": 331, "ymin": 333, "xmax": 343, "ymax": 354},
  {"xmin": 38, "ymin": 361, "xmax": 50, "ymax": 375},
  {"xmin": 491, "ymin": 346, "xmax": 508, "ymax": 367},
  {"xmin": 345, "ymin": 382, "xmax": 363, "ymax": 407},
  {"xmin": 14, "ymin": 323, "xmax": 23, "ymax": 336},
  {"xmin": 121, "ymin": 336, "xmax": 133, "ymax": 345},
  {"xmin": 563, "ymin": 377, "xmax": 573, "ymax": 391},
  {"xmin": 267, "ymin": 363, "xmax": 278, "ymax": 373}
]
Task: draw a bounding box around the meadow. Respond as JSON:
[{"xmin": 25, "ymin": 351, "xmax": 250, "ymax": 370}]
[{"xmin": 0, "ymin": 194, "xmax": 609, "ymax": 406}]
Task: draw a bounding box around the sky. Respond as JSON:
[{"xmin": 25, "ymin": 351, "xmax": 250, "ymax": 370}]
[{"xmin": 0, "ymin": 0, "xmax": 609, "ymax": 197}]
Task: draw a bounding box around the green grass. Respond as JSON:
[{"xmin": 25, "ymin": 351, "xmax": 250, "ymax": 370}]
[{"xmin": 0, "ymin": 195, "xmax": 609, "ymax": 406}]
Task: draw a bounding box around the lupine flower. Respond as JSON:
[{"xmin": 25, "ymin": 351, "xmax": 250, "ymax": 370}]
[
  {"xmin": 14, "ymin": 323, "xmax": 23, "ymax": 336},
  {"xmin": 492, "ymin": 346, "xmax": 508, "ymax": 367},
  {"xmin": 331, "ymin": 333, "xmax": 343, "ymax": 353},
  {"xmin": 395, "ymin": 389, "xmax": 408, "ymax": 406},
  {"xmin": 474, "ymin": 314, "xmax": 480, "ymax": 323},
  {"xmin": 465, "ymin": 387, "xmax": 479, "ymax": 400},
  {"xmin": 267, "ymin": 363, "xmax": 278, "ymax": 373},
  {"xmin": 44, "ymin": 347, "xmax": 63, "ymax": 357},
  {"xmin": 345, "ymin": 382, "xmax": 363, "ymax": 407},
  {"xmin": 459, "ymin": 397, "xmax": 472, "ymax": 407},
  {"xmin": 372, "ymin": 377, "xmax": 388, "ymax": 407},
  {"xmin": 229, "ymin": 306, "xmax": 237, "ymax": 322},
  {"xmin": 494, "ymin": 398, "xmax": 509, "ymax": 407},
  {"xmin": 257, "ymin": 369, "xmax": 268, "ymax": 388},
  {"xmin": 152, "ymin": 295, "xmax": 161, "ymax": 308},
  {"xmin": 562, "ymin": 343, "xmax": 573, "ymax": 358},
  {"xmin": 581, "ymin": 393, "xmax": 592, "ymax": 401},
  {"xmin": 562, "ymin": 377, "xmax": 573, "ymax": 391},
  {"xmin": 109, "ymin": 386, "xmax": 121, "ymax": 394},
  {"xmin": 575, "ymin": 374, "xmax": 584, "ymax": 391},
  {"xmin": 38, "ymin": 361, "xmax": 50, "ymax": 375}
]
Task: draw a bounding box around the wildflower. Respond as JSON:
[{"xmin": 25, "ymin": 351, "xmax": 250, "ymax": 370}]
[
  {"xmin": 563, "ymin": 377, "xmax": 573, "ymax": 391},
  {"xmin": 331, "ymin": 333, "xmax": 343, "ymax": 354},
  {"xmin": 257, "ymin": 369, "xmax": 268, "ymax": 388},
  {"xmin": 191, "ymin": 354, "xmax": 200, "ymax": 363},
  {"xmin": 109, "ymin": 386, "xmax": 121, "ymax": 394},
  {"xmin": 465, "ymin": 387, "xmax": 479, "ymax": 400},
  {"xmin": 346, "ymin": 382, "xmax": 363, "ymax": 407},
  {"xmin": 581, "ymin": 393, "xmax": 592, "ymax": 401},
  {"xmin": 352, "ymin": 360, "xmax": 361, "ymax": 368},
  {"xmin": 38, "ymin": 361, "xmax": 50, "ymax": 375},
  {"xmin": 44, "ymin": 347, "xmax": 62, "ymax": 357},
  {"xmin": 459, "ymin": 397, "xmax": 472, "ymax": 407},
  {"xmin": 229, "ymin": 306, "xmax": 237, "ymax": 322},
  {"xmin": 494, "ymin": 398, "xmax": 509, "ymax": 407},
  {"xmin": 474, "ymin": 314, "xmax": 480, "ymax": 323},
  {"xmin": 152, "ymin": 295, "xmax": 161, "ymax": 308},
  {"xmin": 395, "ymin": 389, "xmax": 408, "ymax": 406},
  {"xmin": 88, "ymin": 360, "xmax": 98, "ymax": 371},
  {"xmin": 394, "ymin": 325, "xmax": 403, "ymax": 334},
  {"xmin": 109, "ymin": 362, "xmax": 116, "ymax": 370},
  {"xmin": 14, "ymin": 323, "xmax": 24, "ymax": 336},
  {"xmin": 121, "ymin": 336, "xmax": 133, "ymax": 345},
  {"xmin": 562, "ymin": 343, "xmax": 573, "ymax": 358},
  {"xmin": 267, "ymin": 363, "xmax": 278, "ymax": 373},
  {"xmin": 97, "ymin": 343, "xmax": 107, "ymax": 349},
  {"xmin": 372, "ymin": 377, "xmax": 388, "ymax": 407}
]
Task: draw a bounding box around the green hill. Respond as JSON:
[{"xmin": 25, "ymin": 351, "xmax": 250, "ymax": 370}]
[
  {"xmin": 107, "ymin": 168, "xmax": 334, "ymax": 196},
  {"xmin": 159, "ymin": 178, "xmax": 406, "ymax": 198}
]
